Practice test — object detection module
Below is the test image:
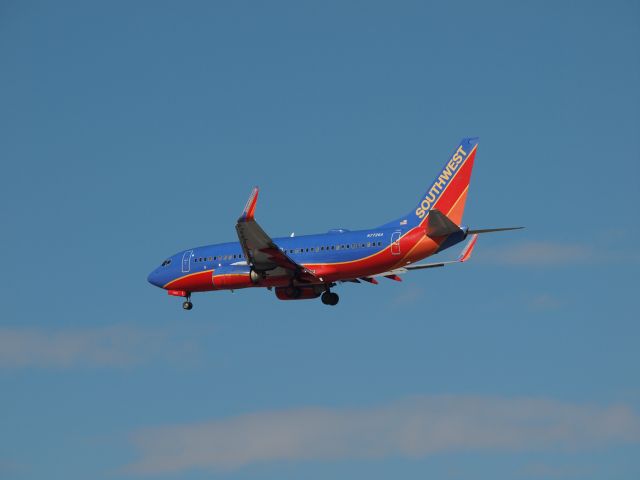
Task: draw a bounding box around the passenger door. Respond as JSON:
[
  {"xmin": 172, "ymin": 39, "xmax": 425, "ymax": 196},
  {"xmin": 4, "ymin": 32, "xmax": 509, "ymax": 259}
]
[
  {"xmin": 182, "ymin": 250, "xmax": 193, "ymax": 273},
  {"xmin": 391, "ymin": 231, "xmax": 401, "ymax": 255}
]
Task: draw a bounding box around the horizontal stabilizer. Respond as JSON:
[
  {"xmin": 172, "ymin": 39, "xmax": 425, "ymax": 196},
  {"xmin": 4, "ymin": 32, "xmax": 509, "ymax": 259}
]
[
  {"xmin": 467, "ymin": 227, "xmax": 524, "ymax": 234},
  {"xmin": 426, "ymin": 209, "xmax": 462, "ymax": 237}
]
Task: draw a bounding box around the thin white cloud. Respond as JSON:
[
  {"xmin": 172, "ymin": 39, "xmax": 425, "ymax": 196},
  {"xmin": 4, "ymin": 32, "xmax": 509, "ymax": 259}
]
[
  {"xmin": 517, "ymin": 461, "xmax": 590, "ymax": 478},
  {"xmin": 392, "ymin": 285, "xmax": 425, "ymax": 305},
  {"xmin": 478, "ymin": 240, "xmax": 640, "ymax": 266},
  {"xmin": 126, "ymin": 395, "xmax": 640, "ymax": 475},
  {"xmin": 0, "ymin": 325, "xmax": 197, "ymax": 368},
  {"xmin": 479, "ymin": 241, "xmax": 593, "ymax": 266},
  {"xmin": 528, "ymin": 293, "xmax": 564, "ymax": 310}
]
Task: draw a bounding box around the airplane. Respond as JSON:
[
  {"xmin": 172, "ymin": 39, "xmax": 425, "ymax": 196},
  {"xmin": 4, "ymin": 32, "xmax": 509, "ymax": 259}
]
[{"xmin": 147, "ymin": 137, "xmax": 522, "ymax": 309}]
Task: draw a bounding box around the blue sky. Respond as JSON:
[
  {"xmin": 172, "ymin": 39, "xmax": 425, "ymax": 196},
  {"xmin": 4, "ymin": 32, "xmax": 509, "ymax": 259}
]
[{"xmin": 1, "ymin": 1, "xmax": 639, "ymax": 479}]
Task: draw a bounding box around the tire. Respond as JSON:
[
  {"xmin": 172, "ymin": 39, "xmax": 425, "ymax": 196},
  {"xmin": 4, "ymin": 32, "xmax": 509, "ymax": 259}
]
[
  {"xmin": 183, "ymin": 301, "xmax": 193, "ymax": 310},
  {"xmin": 321, "ymin": 292, "xmax": 332, "ymax": 305},
  {"xmin": 329, "ymin": 293, "xmax": 339, "ymax": 306},
  {"xmin": 322, "ymin": 292, "xmax": 339, "ymax": 306}
]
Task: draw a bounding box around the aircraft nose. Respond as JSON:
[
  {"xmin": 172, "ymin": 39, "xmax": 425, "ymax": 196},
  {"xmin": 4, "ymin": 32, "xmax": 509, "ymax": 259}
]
[{"xmin": 147, "ymin": 268, "xmax": 164, "ymax": 288}]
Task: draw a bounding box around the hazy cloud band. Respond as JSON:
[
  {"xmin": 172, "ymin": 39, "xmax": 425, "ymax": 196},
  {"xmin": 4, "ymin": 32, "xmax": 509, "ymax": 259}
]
[
  {"xmin": 127, "ymin": 395, "xmax": 640, "ymax": 474},
  {"xmin": 0, "ymin": 325, "xmax": 197, "ymax": 368}
]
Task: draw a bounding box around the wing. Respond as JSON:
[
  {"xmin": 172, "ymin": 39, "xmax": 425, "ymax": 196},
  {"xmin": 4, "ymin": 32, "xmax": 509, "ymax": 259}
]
[
  {"xmin": 350, "ymin": 234, "xmax": 478, "ymax": 283},
  {"xmin": 235, "ymin": 187, "xmax": 319, "ymax": 282}
]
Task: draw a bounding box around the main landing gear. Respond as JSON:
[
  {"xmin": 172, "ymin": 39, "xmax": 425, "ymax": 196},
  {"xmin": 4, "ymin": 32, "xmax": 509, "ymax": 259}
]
[
  {"xmin": 321, "ymin": 291, "xmax": 339, "ymax": 306},
  {"xmin": 182, "ymin": 293, "xmax": 193, "ymax": 310}
]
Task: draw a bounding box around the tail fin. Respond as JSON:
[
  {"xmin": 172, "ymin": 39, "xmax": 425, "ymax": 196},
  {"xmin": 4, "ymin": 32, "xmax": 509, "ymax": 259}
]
[{"xmin": 380, "ymin": 137, "xmax": 479, "ymax": 229}]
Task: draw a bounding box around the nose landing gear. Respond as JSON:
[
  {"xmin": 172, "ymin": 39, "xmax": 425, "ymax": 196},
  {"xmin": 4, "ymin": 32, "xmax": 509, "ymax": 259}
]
[{"xmin": 182, "ymin": 293, "xmax": 193, "ymax": 310}]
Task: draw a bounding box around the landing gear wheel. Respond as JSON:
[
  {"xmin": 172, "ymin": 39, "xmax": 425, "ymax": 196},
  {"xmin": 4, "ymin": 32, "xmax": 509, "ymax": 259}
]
[
  {"xmin": 329, "ymin": 292, "xmax": 339, "ymax": 306},
  {"xmin": 321, "ymin": 292, "xmax": 339, "ymax": 306},
  {"xmin": 182, "ymin": 301, "xmax": 193, "ymax": 310}
]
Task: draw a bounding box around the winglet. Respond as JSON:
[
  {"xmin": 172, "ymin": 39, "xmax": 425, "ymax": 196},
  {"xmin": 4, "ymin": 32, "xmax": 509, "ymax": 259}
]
[
  {"xmin": 239, "ymin": 187, "xmax": 259, "ymax": 221},
  {"xmin": 458, "ymin": 234, "xmax": 478, "ymax": 262}
]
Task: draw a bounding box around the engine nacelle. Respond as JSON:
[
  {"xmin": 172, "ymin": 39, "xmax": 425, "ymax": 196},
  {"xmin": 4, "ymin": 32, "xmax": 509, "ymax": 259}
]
[
  {"xmin": 212, "ymin": 265, "xmax": 281, "ymax": 289},
  {"xmin": 275, "ymin": 285, "xmax": 323, "ymax": 301},
  {"xmin": 249, "ymin": 269, "xmax": 262, "ymax": 284}
]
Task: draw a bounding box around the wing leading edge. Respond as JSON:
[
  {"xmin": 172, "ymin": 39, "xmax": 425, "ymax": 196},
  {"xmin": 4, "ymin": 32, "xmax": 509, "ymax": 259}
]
[{"xmin": 235, "ymin": 187, "xmax": 319, "ymax": 282}]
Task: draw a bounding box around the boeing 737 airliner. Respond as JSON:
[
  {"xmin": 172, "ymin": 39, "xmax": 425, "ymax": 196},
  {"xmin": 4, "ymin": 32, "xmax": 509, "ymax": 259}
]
[{"xmin": 147, "ymin": 137, "xmax": 521, "ymax": 309}]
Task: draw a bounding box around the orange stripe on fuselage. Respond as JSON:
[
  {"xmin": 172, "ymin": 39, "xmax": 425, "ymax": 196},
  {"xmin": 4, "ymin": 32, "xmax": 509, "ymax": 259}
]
[{"xmin": 303, "ymin": 227, "xmax": 438, "ymax": 281}]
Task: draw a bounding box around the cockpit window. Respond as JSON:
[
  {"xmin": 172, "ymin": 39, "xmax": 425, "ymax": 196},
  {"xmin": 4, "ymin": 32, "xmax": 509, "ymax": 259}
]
[{"xmin": 161, "ymin": 259, "xmax": 172, "ymax": 267}]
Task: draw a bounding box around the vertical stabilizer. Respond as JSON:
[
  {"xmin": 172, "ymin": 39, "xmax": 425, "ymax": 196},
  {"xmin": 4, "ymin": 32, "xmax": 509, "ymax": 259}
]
[{"xmin": 380, "ymin": 137, "xmax": 479, "ymax": 229}]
